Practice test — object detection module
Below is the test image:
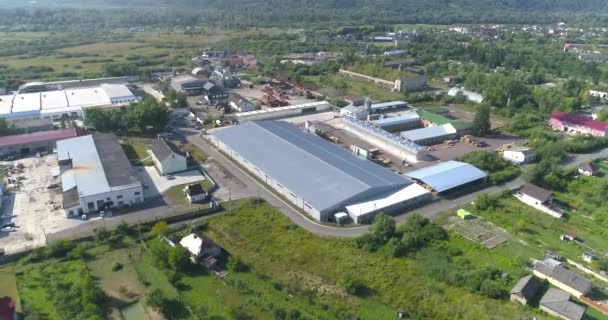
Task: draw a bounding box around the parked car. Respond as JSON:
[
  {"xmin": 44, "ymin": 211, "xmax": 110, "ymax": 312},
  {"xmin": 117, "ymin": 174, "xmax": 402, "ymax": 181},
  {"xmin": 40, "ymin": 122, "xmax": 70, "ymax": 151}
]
[
  {"xmin": 166, "ymin": 175, "xmax": 176, "ymax": 180},
  {"xmin": 2, "ymin": 223, "xmax": 16, "ymax": 229},
  {"xmin": 1, "ymin": 226, "xmax": 15, "ymax": 232},
  {"xmin": 47, "ymin": 183, "xmax": 60, "ymax": 189},
  {"xmin": 81, "ymin": 214, "xmax": 88, "ymax": 220}
]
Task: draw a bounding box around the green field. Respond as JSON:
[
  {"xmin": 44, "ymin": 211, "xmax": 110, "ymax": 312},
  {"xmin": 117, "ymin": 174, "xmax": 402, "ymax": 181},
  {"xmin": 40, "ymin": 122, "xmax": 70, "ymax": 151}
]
[
  {"xmin": 302, "ymin": 74, "xmax": 405, "ymax": 101},
  {"xmin": 202, "ymin": 201, "xmax": 543, "ymax": 320}
]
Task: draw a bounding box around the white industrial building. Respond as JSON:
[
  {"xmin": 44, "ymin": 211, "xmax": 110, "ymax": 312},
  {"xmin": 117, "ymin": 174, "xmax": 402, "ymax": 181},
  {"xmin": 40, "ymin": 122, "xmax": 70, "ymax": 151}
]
[
  {"xmin": 372, "ymin": 112, "xmax": 421, "ymax": 132},
  {"xmin": 0, "ymin": 84, "xmax": 141, "ymax": 123},
  {"xmin": 341, "ymin": 115, "xmax": 427, "ymax": 162},
  {"xmin": 57, "ymin": 133, "xmax": 143, "ymax": 218},
  {"xmin": 400, "ymin": 123, "xmax": 458, "ymax": 145},
  {"xmin": 234, "ymin": 101, "xmax": 332, "ymax": 122},
  {"xmin": 209, "ymin": 121, "xmax": 431, "ymax": 223},
  {"xmin": 503, "ymin": 146, "xmax": 537, "ymax": 165}
]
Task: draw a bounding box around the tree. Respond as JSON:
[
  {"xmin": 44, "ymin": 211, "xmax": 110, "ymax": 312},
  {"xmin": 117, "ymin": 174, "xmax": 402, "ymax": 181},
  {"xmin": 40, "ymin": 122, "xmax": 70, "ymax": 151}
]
[
  {"xmin": 472, "ymin": 104, "xmax": 491, "ymax": 136},
  {"xmin": 95, "ymin": 228, "xmax": 111, "ymax": 243},
  {"xmin": 475, "ymin": 194, "xmax": 496, "ymax": 211},
  {"xmin": 227, "ymin": 256, "xmax": 249, "ymax": 273},
  {"xmin": 151, "ymin": 221, "xmax": 169, "ymax": 237},
  {"xmin": 146, "ymin": 289, "xmax": 168, "ymax": 313},
  {"xmin": 168, "ymin": 246, "xmax": 192, "ymax": 272},
  {"xmin": 370, "ymin": 213, "xmax": 395, "ymax": 244}
]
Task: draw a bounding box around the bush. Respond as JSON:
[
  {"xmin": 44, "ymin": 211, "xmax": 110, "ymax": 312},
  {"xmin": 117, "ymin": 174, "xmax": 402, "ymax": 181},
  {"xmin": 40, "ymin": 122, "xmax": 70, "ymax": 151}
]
[
  {"xmin": 46, "ymin": 240, "xmax": 76, "ymax": 258},
  {"xmin": 227, "ymin": 256, "xmax": 249, "ymax": 273},
  {"xmin": 459, "ymin": 151, "xmax": 521, "ymax": 185},
  {"xmin": 339, "ymin": 274, "xmax": 368, "ymax": 297},
  {"xmin": 112, "ymin": 262, "xmax": 123, "ymax": 272}
]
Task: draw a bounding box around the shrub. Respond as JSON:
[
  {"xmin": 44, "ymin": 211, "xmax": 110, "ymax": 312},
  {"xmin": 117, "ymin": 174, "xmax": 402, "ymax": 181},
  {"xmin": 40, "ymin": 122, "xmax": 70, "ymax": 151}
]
[{"xmin": 112, "ymin": 262, "xmax": 123, "ymax": 272}]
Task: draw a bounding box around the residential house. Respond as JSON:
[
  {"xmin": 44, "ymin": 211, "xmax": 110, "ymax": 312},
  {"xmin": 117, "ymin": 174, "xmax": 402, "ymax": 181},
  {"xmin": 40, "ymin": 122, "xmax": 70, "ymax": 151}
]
[
  {"xmin": 394, "ymin": 75, "xmax": 427, "ymax": 93},
  {"xmin": 443, "ymin": 76, "xmax": 461, "ymax": 85},
  {"xmin": 582, "ymin": 252, "xmax": 595, "ymax": 263},
  {"xmin": 503, "ymin": 146, "xmax": 537, "ymax": 165},
  {"xmin": 589, "ymin": 90, "xmax": 608, "ymax": 100},
  {"xmin": 384, "ymin": 58, "xmax": 417, "ymax": 70},
  {"xmin": 184, "ymin": 184, "xmax": 207, "ymax": 203},
  {"xmin": 578, "ymin": 162, "xmax": 598, "ymax": 177},
  {"xmin": 383, "ymin": 49, "xmax": 407, "ymax": 57},
  {"xmin": 515, "ymin": 183, "xmax": 563, "ymax": 218},
  {"xmin": 148, "ymin": 139, "xmax": 187, "ymax": 175},
  {"xmin": 179, "ymin": 233, "xmax": 222, "ymax": 263},
  {"xmin": 533, "ymin": 258, "xmax": 592, "ymax": 298},
  {"xmin": 510, "ymin": 275, "xmax": 541, "ymax": 305},
  {"xmin": 539, "ymin": 288, "xmax": 585, "ymax": 320},
  {"xmin": 549, "ymin": 111, "xmax": 608, "ymax": 137},
  {"xmin": 228, "ymin": 92, "xmax": 255, "ymax": 112}
]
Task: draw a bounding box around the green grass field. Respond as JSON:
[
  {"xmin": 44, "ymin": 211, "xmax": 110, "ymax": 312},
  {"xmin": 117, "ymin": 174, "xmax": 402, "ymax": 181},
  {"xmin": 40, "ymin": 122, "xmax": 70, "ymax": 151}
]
[
  {"xmin": 121, "ymin": 143, "xmax": 153, "ymax": 166},
  {"xmin": 203, "ymin": 201, "xmax": 542, "ymax": 320}
]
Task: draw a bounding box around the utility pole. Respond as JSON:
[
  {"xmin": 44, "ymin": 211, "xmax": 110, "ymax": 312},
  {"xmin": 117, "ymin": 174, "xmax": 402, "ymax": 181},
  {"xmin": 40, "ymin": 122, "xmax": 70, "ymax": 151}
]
[
  {"xmin": 41, "ymin": 225, "xmax": 47, "ymax": 244},
  {"xmin": 228, "ymin": 186, "xmax": 232, "ymax": 213}
]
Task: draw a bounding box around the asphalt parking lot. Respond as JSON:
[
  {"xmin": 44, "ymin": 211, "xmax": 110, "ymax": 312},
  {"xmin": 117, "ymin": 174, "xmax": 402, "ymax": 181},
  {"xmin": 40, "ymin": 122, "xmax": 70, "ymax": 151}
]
[{"xmin": 0, "ymin": 155, "xmax": 83, "ymax": 254}]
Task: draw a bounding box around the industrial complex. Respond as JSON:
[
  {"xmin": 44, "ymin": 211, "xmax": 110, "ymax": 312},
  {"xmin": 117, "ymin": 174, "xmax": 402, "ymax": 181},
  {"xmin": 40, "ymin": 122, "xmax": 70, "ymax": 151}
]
[
  {"xmin": 0, "ymin": 83, "xmax": 141, "ymax": 123},
  {"xmin": 57, "ymin": 133, "xmax": 143, "ymax": 218},
  {"xmin": 208, "ymin": 120, "xmax": 434, "ymax": 223}
]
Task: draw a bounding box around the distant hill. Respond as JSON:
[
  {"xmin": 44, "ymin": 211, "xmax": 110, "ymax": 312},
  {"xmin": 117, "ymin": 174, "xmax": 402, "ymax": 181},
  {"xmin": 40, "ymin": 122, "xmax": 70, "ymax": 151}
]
[{"xmin": 1, "ymin": 0, "xmax": 608, "ymax": 26}]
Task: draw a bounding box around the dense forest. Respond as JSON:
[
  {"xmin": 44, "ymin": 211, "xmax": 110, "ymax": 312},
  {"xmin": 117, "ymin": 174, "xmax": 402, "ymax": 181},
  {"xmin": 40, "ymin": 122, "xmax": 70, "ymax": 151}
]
[{"xmin": 3, "ymin": 0, "xmax": 608, "ymax": 29}]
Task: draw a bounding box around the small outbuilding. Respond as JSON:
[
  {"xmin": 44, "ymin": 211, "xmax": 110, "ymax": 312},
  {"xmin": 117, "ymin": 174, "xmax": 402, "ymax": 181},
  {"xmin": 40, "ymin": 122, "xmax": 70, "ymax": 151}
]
[
  {"xmin": 510, "ymin": 275, "xmax": 540, "ymax": 305},
  {"xmin": 578, "ymin": 162, "xmax": 598, "ymax": 177},
  {"xmin": 503, "ymin": 146, "xmax": 537, "ymax": 165},
  {"xmin": 179, "ymin": 233, "xmax": 222, "ymax": 263},
  {"xmin": 184, "ymin": 183, "xmax": 207, "ymax": 203},
  {"xmin": 457, "ymin": 209, "xmax": 473, "ymax": 219},
  {"xmin": 582, "ymin": 252, "xmax": 595, "ymax": 263},
  {"xmin": 149, "ymin": 138, "xmax": 187, "ymax": 175}
]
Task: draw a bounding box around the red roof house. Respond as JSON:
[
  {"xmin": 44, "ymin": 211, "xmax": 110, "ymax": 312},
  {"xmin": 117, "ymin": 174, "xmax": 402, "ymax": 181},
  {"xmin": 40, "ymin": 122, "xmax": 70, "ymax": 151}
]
[{"xmin": 549, "ymin": 111, "xmax": 608, "ymax": 137}]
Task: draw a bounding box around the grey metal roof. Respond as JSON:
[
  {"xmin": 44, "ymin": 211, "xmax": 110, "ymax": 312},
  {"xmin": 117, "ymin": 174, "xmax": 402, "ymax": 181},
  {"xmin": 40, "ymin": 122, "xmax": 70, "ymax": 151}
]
[
  {"xmin": 400, "ymin": 124, "xmax": 457, "ymax": 142},
  {"xmin": 534, "ymin": 259, "xmax": 592, "ymax": 295},
  {"xmin": 372, "ymin": 112, "xmax": 420, "ymax": 127},
  {"xmin": 57, "ymin": 133, "xmax": 140, "ymax": 198},
  {"xmin": 405, "ymin": 161, "xmax": 487, "ymax": 192},
  {"xmin": 520, "ymin": 184, "xmax": 552, "ymax": 202},
  {"xmin": 149, "ymin": 139, "xmax": 185, "ymax": 162},
  {"xmin": 540, "ymin": 288, "xmax": 585, "ymax": 320},
  {"xmin": 93, "ymin": 133, "xmax": 140, "ymax": 188},
  {"xmin": 510, "ymin": 275, "xmax": 540, "ymax": 300},
  {"xmin": 212, "ymin": 121, "xmax": 412, "ymax": 212}
]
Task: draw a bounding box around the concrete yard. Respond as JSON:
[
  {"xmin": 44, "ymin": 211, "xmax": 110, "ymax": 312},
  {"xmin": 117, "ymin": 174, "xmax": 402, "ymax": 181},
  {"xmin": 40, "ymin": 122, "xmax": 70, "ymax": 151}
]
[
  {"xmin": 0, "ymin": 155, "xmax": 83, "ymax": 254},
  {"xmin": 135, "ymin": 166, "xmax": 206, "ymax": 198}
]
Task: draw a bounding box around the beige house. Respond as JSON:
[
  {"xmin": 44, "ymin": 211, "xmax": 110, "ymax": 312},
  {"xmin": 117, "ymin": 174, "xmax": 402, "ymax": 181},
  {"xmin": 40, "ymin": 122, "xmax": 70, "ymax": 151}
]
[
  {"xmin": 148, "ymin": 139, "xmax": 187, "ymax": 175},
  {"xmin": 533, "ymin": 258, "xmax": 592, "ymax": 298}
]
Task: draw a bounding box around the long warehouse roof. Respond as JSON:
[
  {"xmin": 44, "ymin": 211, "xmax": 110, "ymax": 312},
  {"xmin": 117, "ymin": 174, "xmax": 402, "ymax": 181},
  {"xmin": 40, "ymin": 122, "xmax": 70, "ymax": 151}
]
[
  {"xmin": 373, "ymin": 112, "xmax": 420, "ymax": 127},
  {"xmin": 212, "ymin": 121, "xmax": 412, "ymax": 212},
  {"xmin": 400, "ymin": 123, "xmax": 457, "ymax": 141},
  {"xmin": 405, "ymin": 161, "xmax": 487, "ymax": 192},
  {"xmin": 0, "ymin": 84, "xmax": 138, "ymax": 117}
]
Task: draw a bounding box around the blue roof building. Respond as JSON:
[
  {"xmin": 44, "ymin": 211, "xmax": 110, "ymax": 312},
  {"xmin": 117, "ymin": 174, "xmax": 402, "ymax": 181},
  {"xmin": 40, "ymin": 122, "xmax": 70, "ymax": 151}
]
[
  {"xmin": 210, "ymin": 121, "xmax": 430, "ymax": 222},
  {"xmin": 405, "ymin": 161, "xmax": 487, "ymax": 193}
]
